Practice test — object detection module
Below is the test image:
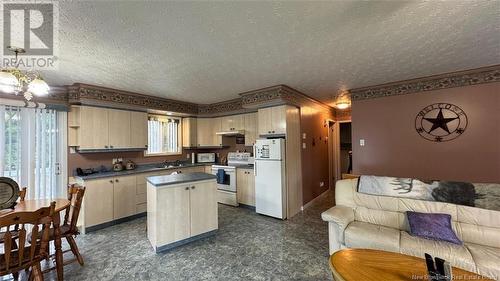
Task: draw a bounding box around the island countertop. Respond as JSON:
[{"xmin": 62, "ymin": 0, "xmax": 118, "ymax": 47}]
[{"xmin": 147, "ymin": 172, "xmax": 217, "ymax": 187}]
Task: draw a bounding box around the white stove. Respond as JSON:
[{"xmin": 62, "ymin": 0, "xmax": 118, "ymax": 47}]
[{"xmin": 211, "ymin": 152, "xmax": 253, "ymax": 206}]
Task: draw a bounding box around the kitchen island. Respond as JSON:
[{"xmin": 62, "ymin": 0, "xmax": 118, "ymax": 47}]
[{"xmin": 147, "ymin": 172, "xmax": 218, "ymax": 253}]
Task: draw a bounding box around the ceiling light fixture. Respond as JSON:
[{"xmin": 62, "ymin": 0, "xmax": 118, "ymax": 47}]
[
  {"xmin": 333, "ymin": 89, "xmax": 351, "ymax": 110},
  {"xmin": 0, "ymin": 46, "xmax": 50, "ymax": 101}
]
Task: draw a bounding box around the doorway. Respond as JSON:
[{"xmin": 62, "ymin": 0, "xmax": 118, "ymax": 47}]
[{"xmin": 339, "ymin": 122, "xmax": 352, "ymax": 176}]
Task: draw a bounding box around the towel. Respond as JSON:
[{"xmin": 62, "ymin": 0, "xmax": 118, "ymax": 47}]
[{"xmin": 217, "ymin": 169, "xmax": 226, "ymax": 184}]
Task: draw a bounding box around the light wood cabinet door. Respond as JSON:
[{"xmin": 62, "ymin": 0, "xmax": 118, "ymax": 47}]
[
  {"xmin": 243, "ymin": 113, "xmax": 257, "ymax": 146},
  {"xmin": 108, "ymin": 109, "xmax": 131, "ymax": 148},
  {"xmin": 257, "ymin": 107, "xmax": 273, "ymax": 135},
  {"xmin": 130, "ymin": 111, "xmax": 148, "ymax": 149},
  {"xmin": 272, "ymin": 106, "xmax": 287, "ymax": 135},
  {"xmin": 182, "ymin": 117, "xmax": 197, "ymax": 147},
  {"xmin": 220, "ymin": 116, "xmax": 231, "ymax": 132},
  {"xmin": 113, "ymin": 175, "xmax": 137, "ymax": 219},
  {"xmin": 79, "ymin": 106, "xmax": 109, "ymax": 149},
  {"xmin": 211, "ymin": 117, "xmax": 222, "ymax": 146},
  {"xmin": 190, "ymin": 181, "xmax": 218, "ymax": 236},
  {"xmin": 221, "ymin": 115, "xmax": 244, "ymax": 131},
  {"xmin": 84, "ymin": 178, "xmax": 114, "ymax": 227},
  {"xmin": 196, "ymin": 118, "xmax": 212, "ymax": 146},
  {"xmin": 156, "ymin": 185, "xmax": 191, "ymax": 244},
  {"xmin": 237, "ymin": 169, "xmax": 255, "ymax": 206}
]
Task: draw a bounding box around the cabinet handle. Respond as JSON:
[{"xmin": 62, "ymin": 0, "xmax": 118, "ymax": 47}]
[
  {"xmin": 109, "ymin": 180, "xmax": 113, "ymax": 183},
  {"xmin": 110, "ymin": 145, "xmax": 114, "ymax": 148},
  {"xmin": 105, "ymin": 145, "xmax": 108, "ymax": 148},
  {"xmin": 115, "ymin": 179, "xmax": 119, "ymax": 182},
  {"xmin": 191, "ymin": 186, "xmax": 195, "ymax": 189},
  {"xmin": 185, "ymin": 187, "xmax": 189, "ymax": 190}
]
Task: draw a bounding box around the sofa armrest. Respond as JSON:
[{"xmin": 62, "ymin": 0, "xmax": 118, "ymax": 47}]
[{"xmin": 321, "ymin": 205, "xmax": 354, "ymax": 229}]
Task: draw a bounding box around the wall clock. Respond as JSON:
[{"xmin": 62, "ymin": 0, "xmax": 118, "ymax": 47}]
[
  {"xmin": 0, "ymin": 177, "xmax": 20, "ymax": 210},
  {"xmin": 415, "ymin": 103, "xmax": 468, "ymax": 142}
]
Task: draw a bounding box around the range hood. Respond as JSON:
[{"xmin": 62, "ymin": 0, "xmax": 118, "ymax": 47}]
[{"xmin": 215, "ymin": 130, "xmax": 245, "ymax": 136}]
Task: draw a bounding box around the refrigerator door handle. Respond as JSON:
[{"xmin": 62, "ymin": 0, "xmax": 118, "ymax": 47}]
[{"xmin": 254, "ymin": 162, "xmax": 257, "ymax": 176}]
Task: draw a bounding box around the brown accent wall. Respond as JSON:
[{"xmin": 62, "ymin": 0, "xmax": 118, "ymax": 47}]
[
  {"xmin": 300, "ymin": 106, "xmax": 335, "ymax": 204},
  {"xmin": 352, "ymin": 82, "xmax": 500, "ymax": 182}
]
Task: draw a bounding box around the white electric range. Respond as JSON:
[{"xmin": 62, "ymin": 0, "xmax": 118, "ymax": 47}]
[{"xmin": 211, "ymin": 152, "xmax": 254, "ymax": 206}]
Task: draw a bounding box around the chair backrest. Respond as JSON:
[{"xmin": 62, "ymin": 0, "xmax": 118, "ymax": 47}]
[
  {"xmin": 0, "ymin": 201, "xmax": 55, "ymax": 275},
  {"xmin": 19, "ymin": 187, "xmax": 27, "ymax": 201},
  {"xmin": 63, "ymin": 184, "xmax": 86, "ymax": 233}
]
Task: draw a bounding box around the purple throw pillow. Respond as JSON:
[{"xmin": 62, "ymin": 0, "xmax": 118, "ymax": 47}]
[{"xmin": 406, "ymin": 211, "xmax": 462, "ymax": 245}]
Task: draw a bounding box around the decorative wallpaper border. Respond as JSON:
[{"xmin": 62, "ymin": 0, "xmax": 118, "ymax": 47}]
[
  {"xmin": 349, "ymin": 65, "xmax": 500, "ymax": 101},
  {"xmin": 198, "ymin": 98, "xmax": 245, "ymax": 116},
  {"xmin": 67, "ymin": 83, "xmax": 199, "ymax": 114}
]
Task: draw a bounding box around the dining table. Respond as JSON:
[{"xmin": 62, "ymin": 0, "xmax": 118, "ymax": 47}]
[{"xmin": 0, "ymin": 198, "xmax": 71, "ymax": 281}]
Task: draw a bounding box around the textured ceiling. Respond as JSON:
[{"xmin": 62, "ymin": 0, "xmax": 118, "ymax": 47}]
[{"xmin": 42, "ymin": 1, "xmax": 500, "ymax": 104}]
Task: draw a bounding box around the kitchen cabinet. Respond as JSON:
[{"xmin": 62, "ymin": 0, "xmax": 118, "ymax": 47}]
[
  {"xmin": 211, "ymin": 117, "xmax": 223, "ymax": 146},
  {"xmin": 236, "ymin": 168, "xmax": 255, "ymax": 206},
  {"xmin": 84, "ymin": 178, "xmax": 114, "ymax": 227},
  {"xmin": 182, "ymin": 117, "xmax": 197, "ymax": 147},
  {"xmin": 113, "ymin": 175, "xmax": 137, "ymax": 220},
  {"xmin": 257, "ymin": 105, "xmax": 287, "ymax": 136},
  {"xmin": 77, "ymin": 106, "xmax": 109, "ymax": 150},
  {"xmin": 147, "ymin": 179, "xmax": 218, "ymax": 250},
  {"xmin": 69, "ymin": 106, "xmax": 149, "ymax": 151},
  {"xmin": 220, "ymin": 115, "xmax": 244, "ymax": 131},
  {"xmin": 130, "ymin": 111, "xmax": 148, "ymax": 149},
  {"xmin": 243, "ymin": 113, "xmax": 257, "ymax": 146},
  {"xmin": 108, "ymin": 108, "xmax": 131, "ymax": 149},
  {"xmin": 196, "ymin": 118, "xmax": 213, "ymax": 146},
  {"xmin": 189, "ymin": 181, "xmax": 218, "ymax": 236}
]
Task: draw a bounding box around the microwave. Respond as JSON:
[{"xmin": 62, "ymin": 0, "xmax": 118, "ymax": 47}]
[{"xmin": 197, "ymin": 153, "xmax": 216, "ymax": 163}]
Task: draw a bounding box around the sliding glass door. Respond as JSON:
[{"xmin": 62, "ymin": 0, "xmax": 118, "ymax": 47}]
[{"xmin": 0, "ymin": 105, "xmax": 67, "ymax": 199}]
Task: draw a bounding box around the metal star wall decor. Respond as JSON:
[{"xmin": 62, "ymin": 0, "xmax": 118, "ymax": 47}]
[{"xmin": 415, "ymin": 103, "xmax": 468, "ymax": 142}]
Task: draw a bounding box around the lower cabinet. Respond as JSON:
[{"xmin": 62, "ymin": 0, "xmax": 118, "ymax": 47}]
[
  {"xmin": 147, "ymin": 180, "xmax": 218, "ymax": 248},
  {"xmin": 113, "ymin": 175, "xmax": 137, "ymax": 219},
  {"xmin": 84, "ymin": 178, "xmax": 114, "ymax": 227},
  {"xmin": 236, "ymin": 168, "xmax": 255, "ymax": 206}
]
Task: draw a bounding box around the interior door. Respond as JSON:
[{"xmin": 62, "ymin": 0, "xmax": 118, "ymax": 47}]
[{"xmin": 190, "ymin": 181, "xmax": 218, "ymax": 236}]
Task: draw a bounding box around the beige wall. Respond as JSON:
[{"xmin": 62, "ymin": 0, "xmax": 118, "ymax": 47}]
[{"xmin": 352, "ymin": 82, "xmax": 500, "ymax": 182}]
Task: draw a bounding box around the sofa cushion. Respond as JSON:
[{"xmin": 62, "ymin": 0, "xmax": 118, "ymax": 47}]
[
  {"xmin": 399, "ymin": 231, "xmax": 476, "ymax": 273},
  {"xmin": 466, "ymin": 243, "xmax": 500, "ymax": 280},
  {"xmin": 344, "ymin": 221, "xmax": 400, "ymax": 252}
]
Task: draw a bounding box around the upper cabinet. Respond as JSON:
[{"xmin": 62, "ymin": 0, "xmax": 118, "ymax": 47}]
[
  {"xmin": 220, "ymin": 115, "xmax": 244, "ymax": 131},
  {"xmin": 211, "ymin": 117, "xmax": 223, "ymax": 146},
  {"xmin": 182, "ymin": 117, "xmax": 197, "ymax": 148},
  {"xmin": 243, "ymin": 113, "xmax": 257, "ymax": 146},
  {"xmin": 69, "ymin": 106, "xmax": 148, "ymax": 151},
  {"xmin": 257, "ymin": 105, "xmax": 287, "ymax": 136}
]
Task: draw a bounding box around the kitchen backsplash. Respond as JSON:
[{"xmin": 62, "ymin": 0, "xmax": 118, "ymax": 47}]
[{"xmin": 67, "ymin": 136, "xmax": 253, "ymax": 176}]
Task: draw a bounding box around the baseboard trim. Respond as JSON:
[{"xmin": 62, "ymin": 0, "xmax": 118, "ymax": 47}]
[
  {"xmin": 84, "ymin": 212, "xmax": 147, "ymax": 233},
  {"xmin": 302, "ymin": 188, "xmax": 331, "ymax": 211},
  {"xmin": 155, "ymin": 230, "xmax": 218, "ymax": 253}
]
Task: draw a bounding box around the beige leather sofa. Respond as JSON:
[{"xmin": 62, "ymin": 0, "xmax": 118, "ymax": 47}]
[{"xmin": 322, "ymin": 179, "xmax": 500, "ymax": 280}]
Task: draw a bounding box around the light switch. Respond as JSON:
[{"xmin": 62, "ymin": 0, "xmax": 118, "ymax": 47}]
[
  {"xmin": 302, "ymin": 133, "xmax": 306, "ymax": 139},
  {"xmin": 302, "ymin": 142, "xmax": 306, "ymax": 149},
  {"xmin": 360, "ymin": 139, "xmax": 365, "ymax": 146}
]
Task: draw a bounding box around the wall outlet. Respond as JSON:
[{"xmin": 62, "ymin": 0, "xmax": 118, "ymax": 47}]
[
  {"xmin": 360, "ymin": 139, "xmax": 365, "ymax": 146},
  {"xmin": 302, "ymin": 142, "xmax": 306, "ymax": 149}
]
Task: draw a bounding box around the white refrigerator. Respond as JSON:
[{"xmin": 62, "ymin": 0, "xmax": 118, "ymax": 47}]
[{"xmin": 254, "ymin": 138, "xmax": 286, "ymax": 219}]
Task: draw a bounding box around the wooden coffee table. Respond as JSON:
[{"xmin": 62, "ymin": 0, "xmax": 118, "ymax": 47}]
[{"xmin": 329, "ymin": 249, "xmax": 493, "ymax": 281}]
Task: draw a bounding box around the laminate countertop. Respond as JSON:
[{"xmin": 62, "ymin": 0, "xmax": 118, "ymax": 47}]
[
  {"xmin": 74, "ymin": 162, "xmax": 217, "ymax": 181},
  {"xmin": 147, "ymin": 172, "xmax": 217, "ymax": 187}
]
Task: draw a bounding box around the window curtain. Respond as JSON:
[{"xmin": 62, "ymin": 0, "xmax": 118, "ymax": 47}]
[
  {"xmin": 0, "ymin": 105, "xmax": 67, "ymax": 199},
  {"xmin": 147, "ymin": 116, "xmax": 179, "ymax": 154}
]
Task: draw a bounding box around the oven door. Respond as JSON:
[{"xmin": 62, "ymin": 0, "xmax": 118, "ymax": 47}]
[{"xmin": 211, "ymin": 167, "xmax": 236, "ymax": 193}]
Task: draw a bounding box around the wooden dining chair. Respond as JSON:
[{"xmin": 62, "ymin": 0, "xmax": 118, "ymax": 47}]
[
  {"xmin": 0, "ymin": 202, "xmax": 56, "ymax": 281},
  {"xmin": 0, "ymin": 187, "xmax": 29, "ymax": 244},
  {"xmin": 19, "ymin": 187, "xmax": 27, "ymax": 201},
  {"xmin": 38, "ymin": 184, "xmax": 86, "ymax": 269}
]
